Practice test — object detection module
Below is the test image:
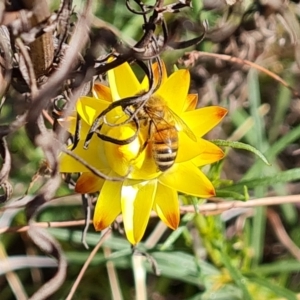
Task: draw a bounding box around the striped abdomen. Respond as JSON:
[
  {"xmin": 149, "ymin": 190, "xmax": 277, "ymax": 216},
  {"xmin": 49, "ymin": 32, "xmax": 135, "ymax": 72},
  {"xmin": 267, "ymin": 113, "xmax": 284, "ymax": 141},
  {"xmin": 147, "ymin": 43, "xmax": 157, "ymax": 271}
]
[{"xmin": 150, "ymin": 123, "xmax": 178, "ymax": 172}]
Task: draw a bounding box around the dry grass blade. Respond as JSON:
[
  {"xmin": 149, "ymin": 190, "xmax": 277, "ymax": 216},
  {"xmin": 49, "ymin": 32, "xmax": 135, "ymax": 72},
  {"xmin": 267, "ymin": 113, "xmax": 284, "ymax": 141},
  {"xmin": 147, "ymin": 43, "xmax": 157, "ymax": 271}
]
[
  {"xmin": 0, "ymin": 256, "xmax": 57, "ymax": 275},
  {"xmin": 0, "ymin": 242, "xmax": 28, "ymax": 300},
  {"xmin": 66, "ymin": 228, "xmax": 112, "ymax": 300},
  {"xmin": 104, "ymin": 247, "xmax": 123, "ymax": 300}
]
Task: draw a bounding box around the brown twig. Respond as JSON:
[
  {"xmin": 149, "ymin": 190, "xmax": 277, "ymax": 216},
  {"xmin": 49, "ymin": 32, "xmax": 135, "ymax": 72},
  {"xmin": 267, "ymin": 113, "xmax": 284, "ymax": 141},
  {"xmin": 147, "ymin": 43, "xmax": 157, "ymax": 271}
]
[
  {"xmin": 180, "ymin": 194, "xmax": 300, "ymax": 215},
  {"xmin": 26, "ymin": 0, "xmax": 93, "ymax": 125},
  {"xmin": 267, "ymin": 208, "xmax": 300, "ymax": 261},
  {"xmin": 104, "ymin": 247, "xmax": 123, "ymax": 300},
  {"xmin": 0, "ymin": 219, "xmax": 90, "ymax": 234},
  {"xmin": 181, "ymin": 51, "xmax": 300, "ymax": 99},
  {"xmin": 15, "ymin": 37, "xmax": 38, "ymax": 95},
  {"xmin": 65, "ymin": 228, "xmax": 112, "ymax": 300},
  {"xmin": 2, "ymin": 194, "xmax": 300, "ymax": 234}
]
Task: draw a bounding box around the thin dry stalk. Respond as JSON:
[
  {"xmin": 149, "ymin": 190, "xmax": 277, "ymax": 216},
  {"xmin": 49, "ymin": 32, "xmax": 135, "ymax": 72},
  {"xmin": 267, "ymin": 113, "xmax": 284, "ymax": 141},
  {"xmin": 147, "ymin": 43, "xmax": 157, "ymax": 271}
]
[
  {"xmin": 104, "ymin": 247, "xmax": 123, "ymax": 300},
  {"xmin": 0, "ymin": 242, "xmax": 28, "ymax": 300},
  {"xmin": 181, "ymin": 51, "xmax": 300, "ymax": 98},
  {"xmin": 65, "ymin": 228, "xmax": 112, "ymax": 300},
  {"xmin": 267, "ymin": 209, "xmax": 300, "ymax": 261},
  {"xmin": 2, "ymin": 194, "xmax": 300, "ymax": 234}
]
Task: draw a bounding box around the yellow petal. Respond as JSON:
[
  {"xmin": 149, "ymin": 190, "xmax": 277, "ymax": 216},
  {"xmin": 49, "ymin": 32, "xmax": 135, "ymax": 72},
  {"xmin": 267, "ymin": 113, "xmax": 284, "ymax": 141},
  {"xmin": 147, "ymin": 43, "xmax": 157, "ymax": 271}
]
[
  {"xmin": 184, "ymin": 94, "xmax": 198, "ymax": 111},
  {"xmin": 182, "ymin": 106, "xmax": 228, "ymax": 137},
  {"xmin": 153, "ymin": 183, "xmax": 179, "ymax": 230},
  {"xmin": 121, "ymin": 180, "xmax": 157, "ymax": 244},
  {"xmin": 141, "ymin": 61, "xmax": 168, "ymax": 90},
  {"xmin": 192, "ymin": 140, "xmax": 224, "ymax": 166},
  {"xmin": 77, "ymin": 96, "xmax": 127, "ymax": 141},
  {"xmin": 92, "ymin": 83, "xmax": 112, "ymax": 101},
  {"xmin": 129, "ymin": 143, "xmax": 160, "ymax": 180},
  {"xmin": 58, "ymin": 108, "xmax": 90, "ymax": 137},
  {"xmin": 77, "ymin": 97, "xmax": 110, "ymax": 126},
  {"xmin": 59, "ymin": 151, "xmax": 88, "ymax": 173},
  {"xmin": 176, "ymin": 134, "xmax": 205, "ymax": 163},
  {"xmin": 159, "ymin": 162, "xmax": 215, "ymax": 198},
  {"xmin": 60, "ymin": 136, "xmax": 108, "ymax": 173},
  {"xmin": 108, "ymin": 62, "xmax": 141, "ymax": 101},
  {"xmin": 156, "ymin": 69, "xmax": 190, "ymax": 115},
  {"xmin": 75, "ymin": 172, "xmax": 105, "ymax": 193},
  {"xmin": 104, "ymin": 124, "xmax": 141, "ymax": 177},
  {"xmin": 93, "ymin": 180, "xmax": 122, "ymax": 231}
]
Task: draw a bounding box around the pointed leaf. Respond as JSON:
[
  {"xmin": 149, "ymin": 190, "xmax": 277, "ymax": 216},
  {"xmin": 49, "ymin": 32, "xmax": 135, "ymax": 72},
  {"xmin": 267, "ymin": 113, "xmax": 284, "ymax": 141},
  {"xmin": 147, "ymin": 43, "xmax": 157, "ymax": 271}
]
[{"xmin": 211, "ymin": 139, "xmax": 270, "ymax": 165}]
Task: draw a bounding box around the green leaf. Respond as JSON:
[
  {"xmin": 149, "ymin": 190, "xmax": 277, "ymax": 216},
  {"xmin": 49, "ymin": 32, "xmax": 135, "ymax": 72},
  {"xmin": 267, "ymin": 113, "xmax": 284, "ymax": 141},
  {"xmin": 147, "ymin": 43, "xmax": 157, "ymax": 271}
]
[
  {"xmin": 251, "ymin": 205, "xmax": 266, "ymax": 267},
  {"xmin": 220, "ymin": 252, "xmax": 252, "ymax": 300},
  {"xmin": 220, "ymin": 168, "xmax": 300, "ymax": 193},
  {"xmin": 243, "ymin": 124, "xmax": 300, "ymax": 180},
  {"xmin": 188, "ymin": 287, "xmax": 242, "ymax": 300},
  {"xmin": 211, "ymin": 139, "xmax": 270, "ymax": 165},
  {"xmin": 215, "ymin": 190, "xmax": 246, "ymax": 200},
  {"xmin": 247, "ymin": 276, "xmax": 297, "ymax": 300},
  {"xmin": 148, "ymin": 251, "xmax": 219, "ymax": 286},
  {"xmin": 268, "ymin": 73, "xmax": 292, "ymax": 143},
  {"xmin": 159, "ymin": 226, "xmax": 187, "ymax": 250},
  {"xmin": 48, "ymin": 228, "xmax": 131, "ymax": 251},
  {"xmin": 250, "ymin": 260, "xmax": 300, "ymax": 275}
]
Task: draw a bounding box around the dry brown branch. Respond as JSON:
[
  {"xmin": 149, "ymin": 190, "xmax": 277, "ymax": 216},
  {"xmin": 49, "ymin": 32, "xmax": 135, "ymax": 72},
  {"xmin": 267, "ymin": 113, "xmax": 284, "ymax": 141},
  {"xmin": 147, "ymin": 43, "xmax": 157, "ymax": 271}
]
[
  {"xmin": 26, "ymin": 0, "xmax": 93, "ymax": 126},
  {"xmin": 65, "ymin": 228, "xmax": 112, "ymax": 300},
  {"xmin": 27, "ymin": 226, "xmax": 67, "ymax": 300},
  {"xmin": 2, "ymin": 194, "xmax": 300, "ymax": 234},
  {"xmin": 15, "ymin": 37, "xmax": 38, "ymax": 95},
  {"xmin": 0, "ymin": 219, "xmax": 89, "ymax": 234},
  {"xmin": 104, "ymin": 247, "xmax": 123, "ymax": 300},
  {"xmin": 180, "ymin": 194, "xmax": 300, "ymax": 215},
  {"xmin": 180, "ymin": 51, "xmax": 300, "ymax": 99},
  {"xmin": 267, "ymin": 208, "xmax": 300, "ymax": 261}
]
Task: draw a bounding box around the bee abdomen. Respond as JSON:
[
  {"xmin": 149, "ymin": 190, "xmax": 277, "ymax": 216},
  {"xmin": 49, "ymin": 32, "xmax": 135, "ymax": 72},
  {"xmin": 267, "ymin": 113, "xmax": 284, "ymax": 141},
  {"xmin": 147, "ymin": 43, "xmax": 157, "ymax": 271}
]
[
  {"xmin": 154, "ymin": 151, "xmax": 177, "ymax": 171},
  {"xmin": 152, "ymin": 128, "xmax": 178, "ymax": 171}
]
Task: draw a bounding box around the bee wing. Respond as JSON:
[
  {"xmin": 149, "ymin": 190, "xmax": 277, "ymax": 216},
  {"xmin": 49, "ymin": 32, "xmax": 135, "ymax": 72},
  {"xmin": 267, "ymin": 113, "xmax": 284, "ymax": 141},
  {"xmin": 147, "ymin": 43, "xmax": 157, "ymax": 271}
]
[{"xmin": 167, "ymin": 108, "xmax": 197, "ymax": 142}]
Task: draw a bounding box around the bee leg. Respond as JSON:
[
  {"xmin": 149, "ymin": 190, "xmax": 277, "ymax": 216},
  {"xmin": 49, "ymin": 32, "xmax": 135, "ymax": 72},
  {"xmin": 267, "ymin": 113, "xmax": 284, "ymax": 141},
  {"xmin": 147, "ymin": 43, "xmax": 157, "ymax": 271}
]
[
  {"xmin": 81, "ymin": 193, "xmax": 92, "ymax": 249},
  {"xmin": 71, "ymin": 112, "xmax": 81, "ymax": 150},
  {"xmin": 139, "ymin": 122, "xmax": 151, "ymax": 153},
  {"xmin": 140, "ymin": 140, "xmax": 148, "ymax": 153}
]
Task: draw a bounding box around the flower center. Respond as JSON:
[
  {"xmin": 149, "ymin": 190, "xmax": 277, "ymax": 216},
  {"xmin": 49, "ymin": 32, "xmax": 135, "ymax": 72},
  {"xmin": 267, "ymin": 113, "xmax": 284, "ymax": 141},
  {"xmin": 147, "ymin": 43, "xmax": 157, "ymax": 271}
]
[
  {"xmin": 103, "ymin": 121, "xmax": 161, "ymax": 180},
  {"xmin": 104, "ymin": 124, "xmax": 141, "ymax": 177}
]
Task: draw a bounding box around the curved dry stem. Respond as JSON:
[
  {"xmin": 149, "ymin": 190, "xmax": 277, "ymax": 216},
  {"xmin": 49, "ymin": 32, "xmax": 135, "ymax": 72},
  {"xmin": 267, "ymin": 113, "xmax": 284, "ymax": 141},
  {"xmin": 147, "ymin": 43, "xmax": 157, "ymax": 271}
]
[
  {"xmin": 267, "ymin": 208, "xmax": 300, "ymax": 261},
  {"xmin": 181, "ymin": 51, "xmax": 300, "ymax": 99}
]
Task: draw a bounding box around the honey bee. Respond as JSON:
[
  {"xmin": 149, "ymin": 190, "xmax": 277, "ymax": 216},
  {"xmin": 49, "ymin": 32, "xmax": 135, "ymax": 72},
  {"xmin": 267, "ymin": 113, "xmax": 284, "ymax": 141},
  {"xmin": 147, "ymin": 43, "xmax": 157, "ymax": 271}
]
[{"xmin": 137, "ymin": 96, "xmax": 196, "ymax": 172}]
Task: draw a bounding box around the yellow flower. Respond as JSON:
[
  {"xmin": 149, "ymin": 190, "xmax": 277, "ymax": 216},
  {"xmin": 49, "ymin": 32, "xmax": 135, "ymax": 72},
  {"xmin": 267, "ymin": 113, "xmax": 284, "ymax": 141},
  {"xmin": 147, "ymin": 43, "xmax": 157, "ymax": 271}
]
[{"xmin": 60, "ymin": 61, "xmax": 227, "ymax": 245}]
